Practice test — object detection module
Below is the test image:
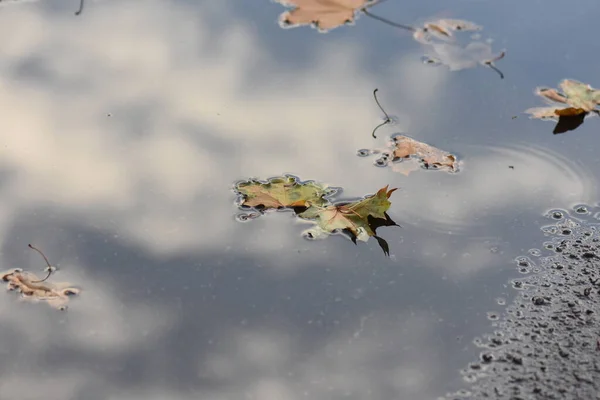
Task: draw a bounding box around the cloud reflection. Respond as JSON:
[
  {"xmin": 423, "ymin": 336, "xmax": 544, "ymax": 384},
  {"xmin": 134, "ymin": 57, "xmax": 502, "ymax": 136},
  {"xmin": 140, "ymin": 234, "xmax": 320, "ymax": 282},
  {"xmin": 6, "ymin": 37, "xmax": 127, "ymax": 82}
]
[{"xmin": 0, "ymin": 1, "xmax": 598, "ymax": 400}]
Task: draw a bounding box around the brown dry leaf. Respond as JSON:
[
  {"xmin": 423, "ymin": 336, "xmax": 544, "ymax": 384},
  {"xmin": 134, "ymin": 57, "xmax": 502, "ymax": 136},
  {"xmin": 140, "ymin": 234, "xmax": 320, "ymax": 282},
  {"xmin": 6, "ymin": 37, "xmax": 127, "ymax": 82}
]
[
  {"xmin": 1, "ymin": 269, "xmax": 80, "ymax": 310},
  {"xmin": 276, "ymin": 0, "xmax": 372, "ymax": 32},
  {"xmin": 391, "ymin": 135, "xmax": 458, "ymax": 172}
]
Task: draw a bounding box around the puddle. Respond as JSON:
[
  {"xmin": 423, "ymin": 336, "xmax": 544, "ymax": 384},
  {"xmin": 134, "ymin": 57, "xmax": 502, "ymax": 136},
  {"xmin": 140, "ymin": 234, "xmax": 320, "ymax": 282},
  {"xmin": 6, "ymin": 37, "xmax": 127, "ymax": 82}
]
[{"xmin": 0, "ymin": 0, "xmax": 599, "ymax": 399}]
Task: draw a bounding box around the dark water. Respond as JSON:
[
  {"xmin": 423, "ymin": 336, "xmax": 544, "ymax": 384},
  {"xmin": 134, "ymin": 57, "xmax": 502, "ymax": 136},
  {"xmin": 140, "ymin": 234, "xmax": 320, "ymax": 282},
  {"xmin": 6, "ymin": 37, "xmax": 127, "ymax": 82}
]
[{"xmin": 0, "ymin": 0, "xmax": 599, "ymax": 399}]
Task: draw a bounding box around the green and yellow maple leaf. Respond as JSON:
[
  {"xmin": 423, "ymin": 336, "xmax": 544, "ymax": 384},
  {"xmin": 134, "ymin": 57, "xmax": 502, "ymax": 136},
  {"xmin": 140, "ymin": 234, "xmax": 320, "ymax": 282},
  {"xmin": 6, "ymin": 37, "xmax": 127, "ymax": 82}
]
[
  {"xmin": 235, "ymin": 175, "xmax": 330, "ymax": 211},
  {"xmin": 299, "ymin": 185, "xmax": 399, "ymax": 255}
]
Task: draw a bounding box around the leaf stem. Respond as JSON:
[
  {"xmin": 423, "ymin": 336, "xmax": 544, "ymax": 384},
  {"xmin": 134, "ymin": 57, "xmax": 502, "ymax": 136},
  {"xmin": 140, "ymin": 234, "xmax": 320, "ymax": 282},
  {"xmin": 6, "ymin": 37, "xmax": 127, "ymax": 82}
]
[
  {"xmin": 75, "ymin": 0, "xmax": 84, "ymax": 16},
  {"xmin": 483, "ymin": 51, "xmax": 506, "ymax": 79},
  {"xmin": 361, "ymin": 9, "xmax": 416, "ymax": 32},
  {"xmin": 372, "ymin": 89, "xmax": 392, "ymax": 138},
  {"xmin": 28, "ymin": 244, "xmax": 54, "ymax": 283}
]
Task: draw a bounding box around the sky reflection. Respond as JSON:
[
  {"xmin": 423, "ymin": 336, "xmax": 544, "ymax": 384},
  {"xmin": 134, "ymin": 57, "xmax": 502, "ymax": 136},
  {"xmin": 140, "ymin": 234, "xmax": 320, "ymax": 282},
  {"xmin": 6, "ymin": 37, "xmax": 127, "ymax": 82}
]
[{"xmin": 1, "ymin": 0, "xmax": 600, "ymax": 399}]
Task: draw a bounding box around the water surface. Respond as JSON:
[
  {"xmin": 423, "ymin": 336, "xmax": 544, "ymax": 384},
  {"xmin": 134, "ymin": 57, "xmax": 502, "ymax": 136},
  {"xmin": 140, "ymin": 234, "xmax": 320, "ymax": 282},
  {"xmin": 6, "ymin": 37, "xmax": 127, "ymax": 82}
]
[{"xmin": 0, "ymin": 0, "xmax": 599, "ymax": 398}]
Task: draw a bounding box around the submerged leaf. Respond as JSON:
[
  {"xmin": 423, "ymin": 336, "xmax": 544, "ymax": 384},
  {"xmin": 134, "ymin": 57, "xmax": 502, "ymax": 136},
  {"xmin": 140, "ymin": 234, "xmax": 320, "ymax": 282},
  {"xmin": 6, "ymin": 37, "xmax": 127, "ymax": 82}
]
[
  {"xmin": 275, "ymin": 0, "xmax": 374, "ymax": 32},
  {"xmin": 298, "ymin": 186, "xmax": 399, "ymax": 255},
  {"xmin": 526, "ymin": 79, "xmax": 600, "ymax": 134},
  {"xmin": 1, "ymin": 269, "xmax": 80, "ymax": 310},
  {"xmin": 235, "ymin": 175, "xmax": 330, "ymax": 211},
  {"xmin": 414, "ymin": 18, "xmax": 504, "ymax": 78},
  {"xmin": 420, "ymin": 19, "xmax": 482, "ymax": 42}
]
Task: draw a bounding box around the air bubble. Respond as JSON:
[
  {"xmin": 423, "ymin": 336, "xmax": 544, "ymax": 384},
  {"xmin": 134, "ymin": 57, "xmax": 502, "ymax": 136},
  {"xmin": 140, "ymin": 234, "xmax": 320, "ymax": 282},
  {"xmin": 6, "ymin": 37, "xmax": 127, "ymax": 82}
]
[
  {"xmin": 235, "ymin": 213, "xmax": 250, "ymax": 222},
  {"xmin": 517, "ymin": 257, "xmax": 530, "ymax": 267},
  {"xmin": 487, "ymin": 312, "xmax": 499, "ymax": 321},
  {"xmin": 480, "ymin": 353, "xmax": 494, "ymax": 363},
  {"xmin": 421, "ymin": 56, "xmax": 441, "ymax": 66},
  {"xmin": 325, "ymin": 187, "xmax": 340, "ymax": 197},
  {"xmin": 374, "ymin": 158, "xmax": 388, "ymax": 168},
  {"xmin": 532, "ymin": 296, "xmax": 546, "ymax": 306},
  {"xmin": 302, "ymin": 230, "xmax": 319, "ymax": 240},
  {"xmin": 496, "ymin": 297, "xmax": 506, "ymax": 305},
  {"xmin": 512, "ymin": 280, "xmax": 523, "ymax": 289},
  {"xmin": 357, "ymin": 149, "xmax": 371, "ymax": 157},
  {"xmin": 529, "ymin": 248, "xmax": 541, "ymax": 257},
  {"xmin": 541, "ymin": 225, "xmax": 558, "ymax": 235}
]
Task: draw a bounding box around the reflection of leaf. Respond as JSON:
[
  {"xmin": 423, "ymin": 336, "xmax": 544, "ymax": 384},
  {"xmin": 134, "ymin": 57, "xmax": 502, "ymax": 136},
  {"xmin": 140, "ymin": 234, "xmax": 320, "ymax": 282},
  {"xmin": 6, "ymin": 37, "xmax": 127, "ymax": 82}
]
[
  {"xmin": 525, "ymin": 79, "xmax": 600, "ymax": 134},
  {"xmin": 235, "ymin": 175, "xmax": 330, "ymax": 212},
  {"xmin": 1, "ymin": 269, "xmax": 80, "ymax": 310},
  {"xmin": 553, "ymin": 113, "xmax": 587, "ymax": 134},
  {"xmin": 413, "ymin": 19, "xmax": 504, "ymax": 79},
  {"xmin": 276, "ymin": 0, "xmax": 374, "ymax": 32},
  {"xmin": 299, "ymin": 186, "xmax": 399, "ymax": 255},
  {"xmin": 360, "ymin": 134, "xmax": 458, "ymax": 175}
]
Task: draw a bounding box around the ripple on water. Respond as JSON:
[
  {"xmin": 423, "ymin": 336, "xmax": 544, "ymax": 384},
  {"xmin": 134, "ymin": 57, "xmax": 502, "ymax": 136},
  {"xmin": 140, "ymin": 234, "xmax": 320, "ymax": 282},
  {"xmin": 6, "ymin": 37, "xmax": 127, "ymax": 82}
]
[{"xmin": 399, "ymin": 142, "xmax": 596, "ymax": 236}]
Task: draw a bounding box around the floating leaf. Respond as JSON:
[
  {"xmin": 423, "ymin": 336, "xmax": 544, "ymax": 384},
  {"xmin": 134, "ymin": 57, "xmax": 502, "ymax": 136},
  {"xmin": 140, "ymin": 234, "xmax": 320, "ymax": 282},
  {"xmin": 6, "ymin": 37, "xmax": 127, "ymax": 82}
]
[
  {"xmin": 558, "ymin": 80, "xmax": 600, "ymax": 112},
  {"xmin": 2, "ymin": 269, "xmax": 79, "ymax": 310},
  {"xmin": 276, "ymin": 0, "xmax": 375, "ymax": 32},
  {"xmin": 234, "ymin": 177, "xmax": 399, "ymax": 255},
  {"xmin": 1, "ymin": 244, "xmax": 80, "ymax": 310},
  {"xmin": 360, "ymin": 134, "xmax": 458, "ymax": 175},
  {"xmin": 525, "ymin": 79, "xmax": 600, "ymax": 134},
  {"xmin": 413, "ymin": 19, "xmax": 505, "ymax": 79},
  {"xmin": 235, "ymin": 175, "xmax": 330, "ymax": 212},
  {"xmin": 298, "ymin": 186, "xmax": 399, "ymax": 255}
]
